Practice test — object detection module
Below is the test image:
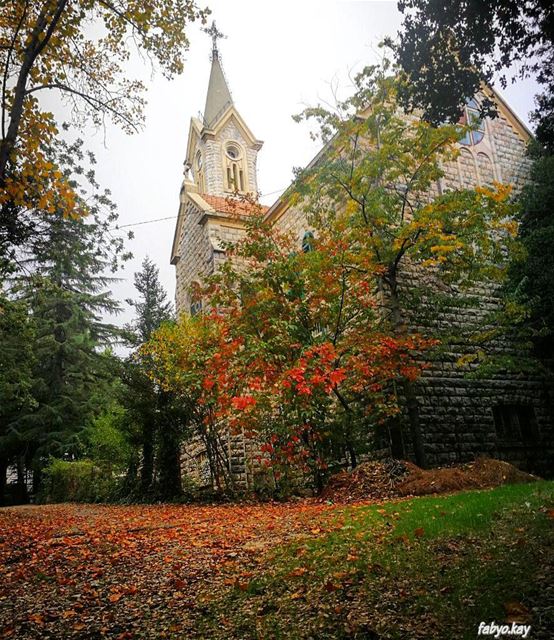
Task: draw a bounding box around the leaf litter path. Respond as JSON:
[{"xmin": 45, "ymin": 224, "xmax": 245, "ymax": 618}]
[{"xmin": 0, "ymin": 501, "xmax": 339, "ymax": 639}]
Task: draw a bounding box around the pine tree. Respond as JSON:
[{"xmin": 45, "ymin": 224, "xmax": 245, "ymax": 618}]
[
  {"xmin": 126, "ymin": 257, "xmax": 173, "ymax": 344},
  {"xmin": 0, "ymin": 294, "xmax": 35, "ymax": 504},
  {"xmin": 123, "ymin": 257, "xmax": 176, "ymax": 498},
  {"xmin": 6, "ymin": 137, "xmax": 128, "ymax": 490}
]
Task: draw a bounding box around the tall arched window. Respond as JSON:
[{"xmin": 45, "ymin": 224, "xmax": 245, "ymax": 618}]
[
  {"xmin": 189, "ymin": 281, "xmax": 203, "ymax": 316},
  {"xmin": 459, "ymin": 99, "xmax": 485, "ymax": 146},
  {"xmin": 195, "ymin": 151, "xmax": 205, "ymax": 192},
  {"xmin": 224, "ymin": 142, "xmax": 247, "ymax": 193},
  {"xmin": 302, "ymin": 231, "xmax": 315, "ymax": 253}
]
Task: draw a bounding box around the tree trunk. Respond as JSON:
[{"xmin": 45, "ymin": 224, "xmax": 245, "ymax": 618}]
[
  {"xmin": 0, "ymin": 458, "xmax": 7, "ymax": 506},
  {"xmin": 0, "ymin": 1, "xmax": 68, "ymax": 186},
  {"xmin": 346, "ymin": 441, "xmax": 357, "ymax": 469},
  {"xmin": 140, "ymin": 420, "xmax": 155, "ymax": 493},
  {"xmin": 403, "ymin": 378, "xmax": 426, "ymax": 468},
  {"xmin": 123, "ymin": 451, "xmax": 139, "ymax": 495},
  {"xmin": 157, "ymin": 423, "xmax": 182, "ymax": 501},
  {"xmin": 201, "ymin": 424, "xmax": 221, "ymax": 491},
  {"xmin": 17, "ymin": 456, "xmax": 29, "ymax": 503}
]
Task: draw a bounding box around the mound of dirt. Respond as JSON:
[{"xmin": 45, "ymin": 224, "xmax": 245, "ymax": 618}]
[
  {"xmin": 320, "ymin": 459, "xmax": 410, "ymax": 503},
  {"xmin": 397, "ymin": 457, "xmax": 538, "ymax": 497},
  {"xmin": 322, "ymin": 457, "xmax": 538, "ymax": 503}
]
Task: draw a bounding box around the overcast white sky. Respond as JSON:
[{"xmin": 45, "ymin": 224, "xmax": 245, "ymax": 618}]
[{"xmin": 66, "ymin": 0, "xmax": 539, "ymax": 333}]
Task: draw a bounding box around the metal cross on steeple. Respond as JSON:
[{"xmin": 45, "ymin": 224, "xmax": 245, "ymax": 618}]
[{"xmin": 202, "ymin": 21, "xmax": 226, "ymax": 60}]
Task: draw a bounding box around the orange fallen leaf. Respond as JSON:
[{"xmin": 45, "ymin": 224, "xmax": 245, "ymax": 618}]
[{"xmin": 504, "ymin": 601, "xmax": 530, "ymax": 622}]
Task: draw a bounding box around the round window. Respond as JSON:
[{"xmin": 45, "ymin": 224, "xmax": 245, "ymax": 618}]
[{"xmin": 225, "ymin": 143, "xmax": 241, "ymax": 160}]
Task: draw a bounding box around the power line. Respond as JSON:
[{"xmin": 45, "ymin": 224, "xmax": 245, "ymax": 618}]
[
  {"xmin": 109, "ymin": 186, "xmax": 288, "ymax": 232},
  {"xmin": 112, "ymin": 215, "xmax": 178, "ymax": 231}
]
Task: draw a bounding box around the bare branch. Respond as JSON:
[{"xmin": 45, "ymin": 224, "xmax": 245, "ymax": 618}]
[{"xmin": 25, "ymin": 82, "xmax": 140, "ymax": 132}]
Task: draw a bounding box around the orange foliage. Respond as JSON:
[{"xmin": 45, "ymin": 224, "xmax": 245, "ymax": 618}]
[{"xmin": 0, "ymin": 501, "xmax": 339, "ymax": 638}]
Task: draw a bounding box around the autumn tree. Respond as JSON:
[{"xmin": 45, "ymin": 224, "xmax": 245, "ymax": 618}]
[
  {"xmin": 392, "ymin": 0, "xmax": 554, "ymax": 150},
  {"xmin": 287, "ymin": 63, "xmax": 518, "ymax": 468},
  {"xmin": 0, "ymin": 0, "xmax": 208, "ymax": 241},
  {"xmin": 142, "ymin": 64, "xmax": 518, "ymax": 489},
  {"xmin": 143, "ymin": 315, "xmax": 241, "ymax": 493},
  {"xmin": 189, "ymin": 214, "xmax": 425, "ymax": 489},
  {"xmin": 392, "ymin": 2, "xmax": 554, "ymax": 379}
]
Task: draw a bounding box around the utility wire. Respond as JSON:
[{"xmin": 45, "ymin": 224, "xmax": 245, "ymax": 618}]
[
  {"xmin": 109, "ymin": 186, "xmax": 288, "ymax": 232},
  {"xmin": 112, "ymin": 215, "xmax": 178, "ymax": 230}
]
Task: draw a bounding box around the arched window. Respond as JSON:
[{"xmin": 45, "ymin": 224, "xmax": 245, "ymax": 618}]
[
  {"xmin": 195, "ymin": 151, "xmax": 205, "ymax": 192},
  {"xmin": 459, "ymin": 99, "xmax": 485, "ymax": 146},
  {"xmin": 302, "ymin": 231, "xmax": 315, "ymax": 253},
  {"xmin": 190, "ymin": 299, "xmax": 203, "ymax": 316},
  {"xmin": 189, "ymin": 281, "xmax": 203, "ymax": 316},
  {"xmin": 224, "ymin": 142, "xmax": 247, "ymax": 192}
]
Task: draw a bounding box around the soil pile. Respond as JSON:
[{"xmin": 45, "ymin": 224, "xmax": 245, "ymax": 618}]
[
  {"xmin": 320, "ymin": 458, "xmax": 410, "ymax": 503},
  {"xmin": 322, "ymin": 457, "xmax": 538, "ymax": 503},
  {"xmin": 397, "ymin": 457, "xmax": 538, "ymax": 497}
]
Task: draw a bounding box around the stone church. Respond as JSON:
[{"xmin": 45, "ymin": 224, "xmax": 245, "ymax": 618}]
[{"xmin": 171, "ymin": 29, "xmax": 553, "ymax": 485}]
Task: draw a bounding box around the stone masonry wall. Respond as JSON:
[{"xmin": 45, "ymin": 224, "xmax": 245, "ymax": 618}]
[
  {"xmin": 174, "ymin": 199, "xmax": 215, "ymax": 316},
  {"xmin": 174, "ymin": 196, "xmax": 254, "ymax": 485},
  {"xmin": 177, "ymin": 94, "xmax": 553, "ymax": 487},
  {"xmin": 272, "ymin": 99, "xmax": 553, "ymax": 475},
  {"xmin": 174, "ymin": 196, "xmax": 250, "ymax": 316}
]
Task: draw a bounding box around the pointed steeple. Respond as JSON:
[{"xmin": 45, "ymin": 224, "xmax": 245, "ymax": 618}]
[{"xmin": 202, "ymin": 22, "xmax": 232, "ymax": 128}]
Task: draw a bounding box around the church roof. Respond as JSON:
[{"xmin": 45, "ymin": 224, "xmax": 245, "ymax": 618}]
[
  {"xmin": 200, "ymin": 194, "xmax": 269, "ymax": 217},
  {"xmin": 203, "ymin": 53, "xmax": 233, "ymax": 129}
]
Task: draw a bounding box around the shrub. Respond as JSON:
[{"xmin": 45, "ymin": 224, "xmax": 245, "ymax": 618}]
[{"xmin": 40, "ymin": 459, "xmax": 118, "ymax": 503}]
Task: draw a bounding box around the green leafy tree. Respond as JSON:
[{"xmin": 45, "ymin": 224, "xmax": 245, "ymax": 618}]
[
  {"xmin": 122, "ymin": 257, "xmax": 184, "ymax": 500},
  {"xmin": 393, "ymin": 0, "xmax": 554, "ymax": 150},
  {"xmin": 290, "ymin": 64, "xmax": 518, "ymax": 467},
  {"xmin": 508, "ymin": 148, "xmax": 554, "ymax": 357},
  {"xmin": 6, "ymin": 137, "xmax": 127, "ymax": 490},
  {"xmin": 0, "ymin": 294, "xmax": 35, "ymax": 503},
  {"xmin": 80, "ymin": 372, "xmax": 133, "ymax": 474}
]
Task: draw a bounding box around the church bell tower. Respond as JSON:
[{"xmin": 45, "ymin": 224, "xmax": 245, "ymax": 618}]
[
  {"xmin": 183, "ymin": 22, "xmax": 263, "ymax": 198},
  {"xmin": 171, "ymin": 22, "xmax": 264, "ymax": 316}
]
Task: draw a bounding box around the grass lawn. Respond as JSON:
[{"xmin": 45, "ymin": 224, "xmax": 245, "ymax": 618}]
[
  {"xmin": 200, "ymin": 482, "xmax": 554, "ymax": 640},
  {"xmin": 1, "ymin": 482, "xmax": 552, "ymax": 639}
]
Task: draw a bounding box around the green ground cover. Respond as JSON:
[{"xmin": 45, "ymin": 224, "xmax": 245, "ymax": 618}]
[{"xmin": 200, "ymin": 482, "xmax": 554, "ymax": 640}]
